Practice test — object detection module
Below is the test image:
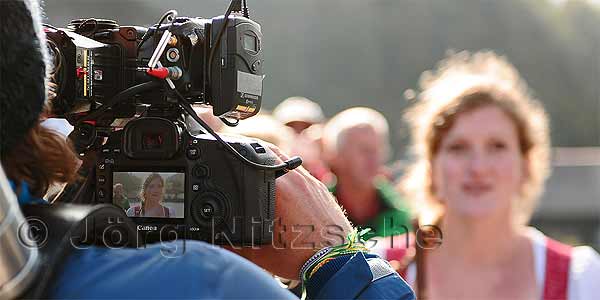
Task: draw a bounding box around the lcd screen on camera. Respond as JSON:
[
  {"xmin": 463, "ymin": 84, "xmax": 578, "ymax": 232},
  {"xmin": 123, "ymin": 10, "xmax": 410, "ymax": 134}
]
[
  {"xmin": 112, "ymin": 172, "xmax": 184, "ymax": 218},
  {"xmin": 243, "ymin": 33, "xmax": 257, "ymax": 52}
]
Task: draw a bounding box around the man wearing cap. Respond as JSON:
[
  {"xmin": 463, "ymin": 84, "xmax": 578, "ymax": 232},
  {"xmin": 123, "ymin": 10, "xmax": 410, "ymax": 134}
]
[
  {"xmin": 273, "ymin": 96, "xmax": 325, "ymax": 134},
  {"xmin": 273, "ymin": 96, "xmax": 332, "ymax": 182}
]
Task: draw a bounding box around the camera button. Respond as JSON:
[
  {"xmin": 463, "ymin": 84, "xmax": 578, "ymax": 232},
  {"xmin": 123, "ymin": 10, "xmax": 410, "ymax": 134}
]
[
  {"xmin": 192, "ymin": 164, "xmax": 209, "ymax": 178},
  {"xmin": 250, "ymin": 143, "xmax": 266, "ymax": 154},
  {"xmin": 200, "ymin": 203, "xmax": 214, "ymax": 218},
  {"xmin": 187, "ymin": 146, "xmax": 200, "ymax": 160},
  {"xmin": 98, "ymin": 188, "xmax": 106, "ymax": 199},
  {"xmin": 192, "ymin": 192, "xmax": 228, "ymax": 228},
  {"xmin": 192, "ymin": 184, "xmax": 200, "ymax": 192},
  {"xmin": 98, "ymin": 176, "xmax": 106, "ymax": 185}
]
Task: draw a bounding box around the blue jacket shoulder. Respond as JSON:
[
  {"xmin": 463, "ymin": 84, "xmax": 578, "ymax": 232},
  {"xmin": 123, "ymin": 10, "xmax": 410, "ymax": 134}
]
[{"xmin": 49, "ymin": 240, "xmax": 296, "ymax": 299}]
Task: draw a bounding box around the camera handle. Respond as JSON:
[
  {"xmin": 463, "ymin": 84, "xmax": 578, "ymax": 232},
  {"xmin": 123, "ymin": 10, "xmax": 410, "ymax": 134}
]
[{"xmin": 173, "ymin": 88, "xmax": 302, "ymax": 178}]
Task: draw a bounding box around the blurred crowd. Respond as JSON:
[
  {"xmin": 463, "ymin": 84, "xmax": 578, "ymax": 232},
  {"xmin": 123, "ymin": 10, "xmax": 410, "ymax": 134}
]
[
  {"xmin": 193, "ymin": 51, "xmax": 600, "ymax": 299},
  {"xmin": 31, "ymin": 50, "xmax": 600, "ymax": 299}
]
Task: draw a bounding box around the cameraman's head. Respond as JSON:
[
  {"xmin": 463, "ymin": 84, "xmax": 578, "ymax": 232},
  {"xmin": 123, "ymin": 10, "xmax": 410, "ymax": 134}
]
[{"xmin": 0, "ymin": 0, "xmax": 79, "ymax": 197}]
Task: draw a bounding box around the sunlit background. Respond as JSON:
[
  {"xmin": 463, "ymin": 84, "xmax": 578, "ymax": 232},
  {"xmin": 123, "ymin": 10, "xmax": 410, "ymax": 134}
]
[{"xmin": 44, "ymin": 0, "xmax": 600, "ymax": 249}]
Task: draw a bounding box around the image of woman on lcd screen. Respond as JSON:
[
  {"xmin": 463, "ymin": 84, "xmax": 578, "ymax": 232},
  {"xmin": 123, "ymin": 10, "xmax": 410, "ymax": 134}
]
[{"xmin": 127, "ymin": 173, "xmax": 175, "ymax": 218}]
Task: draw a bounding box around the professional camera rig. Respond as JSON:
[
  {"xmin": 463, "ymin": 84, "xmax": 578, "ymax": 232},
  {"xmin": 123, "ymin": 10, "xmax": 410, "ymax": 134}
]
[{"xmin": 45, "ymin": 0, "xmax": 301, "ymax": 246}]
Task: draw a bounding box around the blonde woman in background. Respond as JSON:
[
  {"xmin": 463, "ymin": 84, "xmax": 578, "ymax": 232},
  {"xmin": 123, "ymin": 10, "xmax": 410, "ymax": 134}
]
[{"xmin": 375, "ymin": 51, "xmax": 599, "ymax": 299}]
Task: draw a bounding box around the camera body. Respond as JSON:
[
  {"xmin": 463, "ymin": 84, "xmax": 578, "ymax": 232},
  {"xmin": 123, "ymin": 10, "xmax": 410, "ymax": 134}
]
[
  {"xmin": 95, "ymin": 117, "xmax": 277, "ymax": 245},
  {"xmin": 45, "ymin": 3, "xmax": 293, "ymax": 246}
]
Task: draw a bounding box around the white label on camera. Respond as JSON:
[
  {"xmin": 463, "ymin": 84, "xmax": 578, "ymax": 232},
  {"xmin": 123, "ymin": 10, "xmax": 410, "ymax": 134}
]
[{"xmin": 237, "ymin": 71, "xmax": 263, "ymax": 96}]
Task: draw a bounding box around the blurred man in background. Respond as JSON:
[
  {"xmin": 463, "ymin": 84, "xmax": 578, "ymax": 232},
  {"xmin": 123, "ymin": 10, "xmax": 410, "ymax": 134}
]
[
  {"xmin": 274, "ymin": 96, "xmax": 332, "ymax": 182},
  {"xmin": 273, "ymin": 96, "xmax": 325, "ymax": 134},
  {"xmin": 323, "ymin": 107, "xmax": 411, "ymax": 239},
  {"xmin": 112, "ymin": 183, "xmax": 130, "ymax": 210}
]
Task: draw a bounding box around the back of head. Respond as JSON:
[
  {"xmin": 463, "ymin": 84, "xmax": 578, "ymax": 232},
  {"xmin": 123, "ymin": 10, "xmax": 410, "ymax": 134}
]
[
  {"xmin": 0, "ymin": 1, "xmax": 48, "ymax": 298},
  {"xmin": 0, "ymin": 0, "xmax": 48, "ymax": 157},
  {"xmin": 0, "ymin": 0, "xmax": 79, "ymax": 198}
]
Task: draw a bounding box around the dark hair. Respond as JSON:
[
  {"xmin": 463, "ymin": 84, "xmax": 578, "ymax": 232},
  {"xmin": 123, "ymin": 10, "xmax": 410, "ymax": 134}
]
[
  {"xmin": 2, "ymin": 123, "xmax": 80, "ymax": 198},
  {"xmin": 0, "ymin": 0, "xmax": 49, "ymax": 157}
]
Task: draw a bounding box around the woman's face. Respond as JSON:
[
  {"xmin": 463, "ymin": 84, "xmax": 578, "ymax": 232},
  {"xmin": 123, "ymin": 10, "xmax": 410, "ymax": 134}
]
[
  {"xmin": 432, "ymin": 105, "xmax": 527, "ymax": 220},
  {"xmin": 145, "ymin": 177, "xmax": 164, "ymax": 204}
]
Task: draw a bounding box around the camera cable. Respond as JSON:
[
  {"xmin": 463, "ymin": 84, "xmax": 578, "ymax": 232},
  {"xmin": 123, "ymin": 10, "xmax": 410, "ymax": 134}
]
[
  {"xmin": 136, "ymin": 10, "xmax": 178, "ymax": 57},
  {"xmin": 206, "ymin": 0, "xmax": 241, "ymax": 90}
]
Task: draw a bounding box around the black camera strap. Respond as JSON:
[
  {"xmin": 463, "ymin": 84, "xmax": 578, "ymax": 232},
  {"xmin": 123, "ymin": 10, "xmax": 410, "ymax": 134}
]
[{"xmin": 18, "ymin": 203, "xmax": 139, "ymax": 299}]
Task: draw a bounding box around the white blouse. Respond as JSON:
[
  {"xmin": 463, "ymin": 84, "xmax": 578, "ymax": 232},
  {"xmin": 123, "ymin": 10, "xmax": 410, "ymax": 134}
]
[
  {"xmin": 526, "ymin": 228, "xmax": 600, "ymax": 300},
  {"xmin": 378, "ymin": 228, "xmax": 600, "ymax": 300}
]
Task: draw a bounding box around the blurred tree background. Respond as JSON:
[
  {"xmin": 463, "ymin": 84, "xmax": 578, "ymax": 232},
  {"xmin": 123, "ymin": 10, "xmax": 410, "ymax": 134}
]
[
  {"xmin": 113, "ymin": 172, "xmax": 142, "ymax": 198},
  {"xmin": 44, "ymin": 0, "xmax": 600, "ymax": 159}
]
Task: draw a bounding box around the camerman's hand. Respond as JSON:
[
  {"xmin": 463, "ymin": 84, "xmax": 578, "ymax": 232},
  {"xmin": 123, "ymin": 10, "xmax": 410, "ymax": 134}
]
[{"xmin": 228, "ymin": 144, "xmax": 353, "ymax": 280}]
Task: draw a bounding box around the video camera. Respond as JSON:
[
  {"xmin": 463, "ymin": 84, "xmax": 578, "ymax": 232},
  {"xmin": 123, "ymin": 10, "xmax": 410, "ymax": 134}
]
[{"xmin": 45, "ymin": 0, "xmax": 301, "ymax": 246}]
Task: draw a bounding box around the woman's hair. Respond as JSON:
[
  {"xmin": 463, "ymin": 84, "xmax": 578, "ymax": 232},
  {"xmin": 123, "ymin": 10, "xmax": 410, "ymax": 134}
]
[
  {"xmin": 139, "ymin": 173, "xmax": 165, "ymax": 211},
  {"xmin": 2, "ymin": 123, "xmax": 80, "ymax": 198},
  {"xmin": 400, "ymin": 50, "xmax": 551, "ymax": 225}
]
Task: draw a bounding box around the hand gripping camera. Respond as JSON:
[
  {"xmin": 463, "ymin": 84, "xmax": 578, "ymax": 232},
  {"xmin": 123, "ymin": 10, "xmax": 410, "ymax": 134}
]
[{"xmin": 46, "ymin": 0, "xmax": 301, "ymax": 246}]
